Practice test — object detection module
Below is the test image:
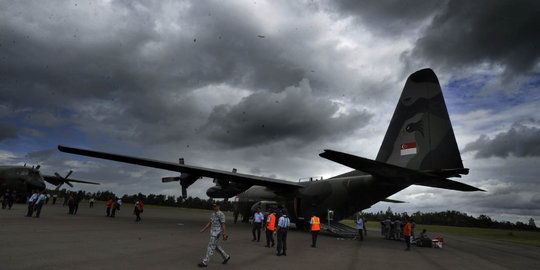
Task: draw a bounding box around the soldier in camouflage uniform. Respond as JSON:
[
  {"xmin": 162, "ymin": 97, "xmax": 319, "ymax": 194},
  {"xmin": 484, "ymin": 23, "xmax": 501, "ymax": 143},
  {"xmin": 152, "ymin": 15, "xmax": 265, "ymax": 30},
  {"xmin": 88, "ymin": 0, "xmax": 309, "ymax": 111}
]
[{"xmin": 198, "ymin": 202, "xmax": 230, "ymax": 267}]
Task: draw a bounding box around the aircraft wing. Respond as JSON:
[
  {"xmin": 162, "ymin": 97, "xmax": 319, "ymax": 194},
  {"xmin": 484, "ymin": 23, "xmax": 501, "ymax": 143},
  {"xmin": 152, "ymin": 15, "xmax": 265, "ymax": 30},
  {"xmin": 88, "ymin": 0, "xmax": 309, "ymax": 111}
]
[
  {"xmin": 320, "ymin": 149, "xmax": 483, "ymax": 192},
  {"xmin": 57, "ymin": 145, "xmax": 303, "ymax": 189}
]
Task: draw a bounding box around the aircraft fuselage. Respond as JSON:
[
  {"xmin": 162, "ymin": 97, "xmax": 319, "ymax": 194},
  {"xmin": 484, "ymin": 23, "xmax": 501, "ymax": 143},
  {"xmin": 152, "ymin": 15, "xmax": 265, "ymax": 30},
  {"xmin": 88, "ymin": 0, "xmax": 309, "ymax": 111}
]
[
  {"xmin": 238, "ymin": 175, "xmax": 406, "ymax": 223},
  {"xmin": 0, "ymin": 166, "xmax": 47, "ymax": 196}
]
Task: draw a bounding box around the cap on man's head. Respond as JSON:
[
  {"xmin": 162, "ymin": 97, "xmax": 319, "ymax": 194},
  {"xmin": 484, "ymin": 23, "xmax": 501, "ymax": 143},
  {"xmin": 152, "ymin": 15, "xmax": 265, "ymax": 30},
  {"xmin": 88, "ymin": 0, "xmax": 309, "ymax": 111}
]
[
  {"xmin": 213, "ymin": 202, "xmax": 221, "ymax": 206},
  {"xmin": 281, "ymin": 209, "xmax": 287, "ymax": 214}
]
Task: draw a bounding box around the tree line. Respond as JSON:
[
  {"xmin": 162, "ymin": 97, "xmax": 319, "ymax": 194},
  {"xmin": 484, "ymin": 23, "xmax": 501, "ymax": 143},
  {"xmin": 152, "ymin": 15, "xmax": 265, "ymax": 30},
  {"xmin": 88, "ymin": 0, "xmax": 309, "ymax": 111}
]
[
  {"xmin": 360, "ymin": 207, "xmax": 539, "ymax": 232},
  {"xmin": 50, "ymin": 189, "xmax": 235, "ymax": 212}
]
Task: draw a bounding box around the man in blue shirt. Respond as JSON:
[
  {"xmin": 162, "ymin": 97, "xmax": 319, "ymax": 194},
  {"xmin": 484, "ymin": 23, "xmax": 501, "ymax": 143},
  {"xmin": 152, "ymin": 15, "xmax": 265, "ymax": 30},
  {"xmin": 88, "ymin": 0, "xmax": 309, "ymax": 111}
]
[
  {"xmin": 26, "ymin": 190, "xmax": 38, "ymax": 217},
  {"xmin": 357, "ymin": 215, "xmax": 364, "ymax": 241},
  {"xmin": 252, "ymin": 207, "xmax": 264, "ymax": 242},
  {"xmin": 34, "ymin": 192, "xmax": 46, "ymax": 218},
  {"xmin": 275, "ymin": 209, "xmax": 290, "ymax": 256}
]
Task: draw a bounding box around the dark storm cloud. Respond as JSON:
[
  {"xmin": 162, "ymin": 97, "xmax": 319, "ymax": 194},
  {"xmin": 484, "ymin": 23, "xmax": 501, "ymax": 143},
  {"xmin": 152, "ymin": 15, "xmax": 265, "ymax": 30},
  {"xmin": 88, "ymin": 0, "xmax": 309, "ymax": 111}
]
[
  {"xmin": 463, "ymin": 120, "xmax": 540, "ymax": 158},
  {"xmin": 331, "ymin": 0, "xmax": 442, "ymax": 36},
  {"xmin": 0, "ymin": 122, "xmax": 18, "ymax": 141},
  {"xmin": 0, "ymin": 1, "xmax": 339, "ymax": 146},
  {"xmin": 202, "ymin": 79, "xmax": 372, "ymax": 148},
  {"xmin": 171, "ymin": 2, "xmax": 308, "ymax": 92},
  {"xmin": 332, "ymin": 0, "xmax": 540, "ymax": 81},
  {"xmin": 405, "ymin": 0, "xmax": 540, "ymax": 80},
  {"xmin": 0, "ymin": 1, "xmax": 159, "ymax": 137},
  {"xmin": 474, "ymin": 183, "xmax": 540, "ymax": 213},
  {"xmin": 0, "ymin": 3, "xmax": 153, "ymax": 103}
]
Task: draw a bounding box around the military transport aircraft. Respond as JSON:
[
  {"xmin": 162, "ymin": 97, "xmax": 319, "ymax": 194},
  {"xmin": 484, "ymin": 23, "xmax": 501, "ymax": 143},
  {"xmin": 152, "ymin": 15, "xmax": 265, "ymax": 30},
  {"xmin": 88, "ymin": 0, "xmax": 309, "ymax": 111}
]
[
  {"xmin": 58, "ymin": 68, "xmax": 483, "ymax": 225},
  {"xmin": 0, "ymin": 165, "xmax": 100, "ymax": 199}
]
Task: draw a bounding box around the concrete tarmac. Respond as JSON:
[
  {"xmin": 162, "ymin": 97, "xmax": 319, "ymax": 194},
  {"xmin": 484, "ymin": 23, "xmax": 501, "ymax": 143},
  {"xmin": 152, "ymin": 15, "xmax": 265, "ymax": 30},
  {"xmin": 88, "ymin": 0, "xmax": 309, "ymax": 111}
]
[{"xmin": 1, "ymin": 203, "xmax": 539, "ymax": 270}]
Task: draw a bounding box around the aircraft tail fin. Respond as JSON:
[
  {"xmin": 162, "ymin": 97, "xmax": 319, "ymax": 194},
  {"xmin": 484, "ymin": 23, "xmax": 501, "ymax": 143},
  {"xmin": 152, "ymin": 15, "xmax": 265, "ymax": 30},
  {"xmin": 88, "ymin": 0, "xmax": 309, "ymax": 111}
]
[
  {"xmin": 375, "ymin": 68, "xmax": 465, "ymax": 171},
  {"xmin": 320, "ymin": 69, "xmax": 483, "ymax": 192}
]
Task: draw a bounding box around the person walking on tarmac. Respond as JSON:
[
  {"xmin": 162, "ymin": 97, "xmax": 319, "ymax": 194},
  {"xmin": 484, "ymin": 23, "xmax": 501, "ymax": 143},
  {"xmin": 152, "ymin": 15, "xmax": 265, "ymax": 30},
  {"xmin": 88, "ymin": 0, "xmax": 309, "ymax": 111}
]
[
  {"xmin": 2, "ymin": 188, "xmax": 10, "ymax": 209},
  {"xmin": 275, "ymin": 209, "xmax": 290, "ymax": 256},
  {"xmin": 310, "ymin": 213, "xmax": 321, "ymax": 247},
  {"xmin": 68, "ymin": 195, "xmax": 75, "ymax": 215},
  {"xmin": 382, "ymin": 217, "xmax": 392, "ymax": 239},
  {"xmin": 110, "ymin": 199, "xmax": 119, "ymax": 218},
  {"xmin": 356, "ymin": 215, "xmax": 364, "ymax": 241},
  {"xmin": 403, "ymin": 217, "xmax": 412, "ymax": 251},
  {"xmin": 363, "ymin": 216, "xmax": 368, "ymax": 236},
  {"xmin": 26, "ymin": 190, "xmax": 38, "ymax": 217},
  {"xmin": 134, "ymin": 198, "xmax": 143, "ymax": 222},
  {"xmin": 198, "ymin": 202, "xmax": 230, "ymax": 267},
  {"xmin": 264, "ymin": 209, "xmax": 276, "ymax": 248},
  {"xmin": 33, "ymin": 192, "xmax": 46, "ymax": 218},
  {"xmin": 252, "ymin": 207, "xmax": 264, "ymax": 242},
  {"xmin": 73, "ymin": 194, "xmax": 80, "ymax": 215},
  {"xmin": 106, "ymin": 198, "xmax": 113, "ymax": 217},
  {"xmin": 8, "ymin": 190, "xmax": 16, "ymax": 210}
]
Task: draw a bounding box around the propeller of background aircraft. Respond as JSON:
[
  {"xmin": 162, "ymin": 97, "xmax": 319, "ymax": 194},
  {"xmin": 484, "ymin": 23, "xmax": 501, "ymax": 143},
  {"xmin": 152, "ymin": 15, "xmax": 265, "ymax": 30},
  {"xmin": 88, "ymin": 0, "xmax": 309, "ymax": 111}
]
[{"xmin": 54, "ymin": 170, "xmax": 74, "ymax": 190}]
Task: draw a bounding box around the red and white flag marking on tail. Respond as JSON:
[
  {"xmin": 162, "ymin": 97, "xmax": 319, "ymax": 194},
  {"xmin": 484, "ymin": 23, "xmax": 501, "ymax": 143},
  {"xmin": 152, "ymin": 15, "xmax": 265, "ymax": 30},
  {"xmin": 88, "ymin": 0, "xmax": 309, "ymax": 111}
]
[{"xmin": 400, "ymin": 142, "xmax": 417, "ymax": 155}]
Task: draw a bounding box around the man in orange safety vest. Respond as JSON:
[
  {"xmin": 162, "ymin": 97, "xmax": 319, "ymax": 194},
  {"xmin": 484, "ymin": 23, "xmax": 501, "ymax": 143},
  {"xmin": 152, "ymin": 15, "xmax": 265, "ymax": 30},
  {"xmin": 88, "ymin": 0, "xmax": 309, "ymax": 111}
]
[
  {"xmin": 403, "ymin": 217, "xmax": 412, "ymax": 251},
  {"xmin": 310, "ymin": 213, "xmax": 320, "ymax": 248},
  {"xmin": 105, "ymin": 198, "xmax": 113, "ymax": 217},
  {"xmin": 264, "ymin": 209, "xmax": 276, "ymax": 248}
]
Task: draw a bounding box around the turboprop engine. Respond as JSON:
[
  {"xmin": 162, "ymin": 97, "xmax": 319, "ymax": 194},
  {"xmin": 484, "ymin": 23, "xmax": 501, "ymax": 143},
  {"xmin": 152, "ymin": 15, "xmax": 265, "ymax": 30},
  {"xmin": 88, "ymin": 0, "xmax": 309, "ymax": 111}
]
[
  {"xmin": 161, "ymin": 158, "xmax": 200, "ymax": 198},
  {"xmin": 205, "ymin": 168, "xmax": 251, "ymax": 199},
  {"xmin": 206, "ymin": 182, "xmax": 245, "ymax": 198}
]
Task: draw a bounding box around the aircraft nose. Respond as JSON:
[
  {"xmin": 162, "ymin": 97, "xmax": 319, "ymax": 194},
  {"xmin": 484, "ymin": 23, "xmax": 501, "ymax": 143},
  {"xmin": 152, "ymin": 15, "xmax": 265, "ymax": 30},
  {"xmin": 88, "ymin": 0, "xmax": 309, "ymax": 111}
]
[{"xmin": 30, "ymin": 176, "xmax": 46, "ymax": 191}]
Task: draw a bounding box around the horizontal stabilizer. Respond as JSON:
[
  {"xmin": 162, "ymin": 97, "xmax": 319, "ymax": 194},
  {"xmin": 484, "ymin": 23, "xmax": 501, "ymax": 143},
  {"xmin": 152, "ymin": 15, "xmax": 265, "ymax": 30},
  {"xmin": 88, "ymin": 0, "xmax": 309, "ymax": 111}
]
[
  {"xmin": 320, "ymin": 149, "xmax": 430, "ymax": 183},
  {"xmin": 420, "ymin": 168, "xmax": 469, "ymax": 178},
  {"xmin": 63, "ymin": 178, "xmax": 100, "ymax": 185},
  {"xmin": 416, "ymin": 178, "xmax": 484, "ymax": 192},
  {"xmin": 381, "ymin": 198, "xmax": 406, "ymax": 203},
  {"xmin": 320, "ymin": 149, "xmax": 481, "ymax": 191}
]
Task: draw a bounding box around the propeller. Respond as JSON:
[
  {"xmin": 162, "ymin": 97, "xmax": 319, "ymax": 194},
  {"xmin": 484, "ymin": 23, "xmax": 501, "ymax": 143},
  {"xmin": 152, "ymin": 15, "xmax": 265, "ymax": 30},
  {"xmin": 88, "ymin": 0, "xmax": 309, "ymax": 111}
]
[{"xmin": 54, "ymin": 170, "xmax": 74, "ymax": 190}]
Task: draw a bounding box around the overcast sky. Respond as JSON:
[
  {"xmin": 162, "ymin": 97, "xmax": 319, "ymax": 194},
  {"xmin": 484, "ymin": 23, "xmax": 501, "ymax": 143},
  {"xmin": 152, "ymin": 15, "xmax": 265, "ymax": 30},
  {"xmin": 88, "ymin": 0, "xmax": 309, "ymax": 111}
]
[{"xmin": 1, "ymin": 0, "xmax": 539, "ymax": 224}]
